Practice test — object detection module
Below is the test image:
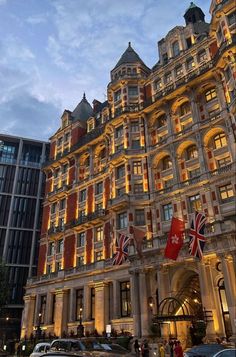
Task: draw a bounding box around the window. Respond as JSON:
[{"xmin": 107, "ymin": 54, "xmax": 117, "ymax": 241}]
[
  {"xmin": 57, "ymin": 137, "xmax": 63, "ymax": 146},
  {"xmin": 100, "ymin": 148, "xmax": 106, "ymax": 159},
  {"xmin": 95, "ymin": 202, "xmax": 103, "ymax": 211},
  {"xmin": 95, "ymin": 250, "xmax": 103, "ymax": 261},
  {"xmin": 189, "ymin": 167, "xmax": 201, "ymax": 178},
  {"xmin": 227, "ymin": 11, "xmax": 236, "ymax": 26},
  {"xmin": 90, "ymin": 287, "xmax": 95, "ymax": 320},
  {"xmin": 96, "ymin": 182, "xmax": 103, "ymax": 195},
  {"xmin": 39, "ymin": 295, "xmax": 47, "ymax": 324},
  {"xmin": 186, "ymin": 145, "xmax": 198, "ymax": 160},
  {"xmin": 59, "ymin": 198, "xmax": 66, "ymax": 210},
  {"xmin": 77, "ymin": 255, "xmax": 84, "ymax": 267},
  {"xmin": 77, "ymin": 232, "xmax": 85, "ymax": 247},
  {"xmin": 80, "ymin": 189, "xmax": 86, "ymax": 202},
  {"xmin": 163, "ymin": 203, "xmax": 173, "ymax": 221},
  {"xmin": 213, "ymin": 133, "xmax": 227, "ymax": 149},
  {"xmin": 47, "ymin": 264, "xmax": 52, "ymax": 274},
  {"xmin": 79, "ymin": 209, "xmax": 86, "ymax": 218},
  {"xmin": 134, "ymin": 183, "xmax": 143, "ymax": 193},
  {"xmin": 205, "ymin": 88, "xmax": 217, "ymax": 102},
  {"xmin": 189, "ymin": 194, "xmax": 202, "ymax": 212},
  {"xmin": 62, "ymin": 163, "xmax": 68, "ymax": 174},
  {"xmin": 51, "ymin": 202, "xmax": 57, "ymax": 214},
  {"xmin": 58, "ymin": 239, "xmax": 64, "ymax": 253},
  {"xmin": 131, "ymin": 140, "xmax": 140, "ymax": 149},
  {"xmin": 198, "ymin": 50, "xmax": 207, "ymax": 62},
  {"xmin": 216, "ymin": 26, "xmax": 223, "ymax": 42},
  {"xmin": 154, "ymin": 80, "xmax": 162, "ymax": 91},
  {"xmin": 87, "ymin": 121, "xmax": 94, "ymax": 132},
  {"xmin": 115, "ymin": 125, "xmax": 123, "ymax": 138},
  {"xmin": 128, "ymin": 86, "xmax": 138, "ymax": 96},
  {"xmin": 175, "ymin": 65, "xmax": 183, "ymax": 77},
  {"xmin": 163, "ymin": 156, "xmax": 172, "ymax": 170},
  {"xmin": 162, "ymin": 53, "xmax": 168, "ymax": 65},
  {"xmin": 164, "ymin": 178, "xmax": 173, "ymax": 188},
  {"xmin": 165, "ymin": 72, "xmax": 172, "ymax": 84},
  {"xmin": 76, "ymin": 289, "xmax": 83, "ymax": 321},
  {"xmin": 120, "ymin": 281, "xmax": 131, "ymax": 317},
  {"xmin": 116, "ymin": 143, "xmax": 123, "ymax": 151},
  {"xmin": 114, "ymin": 89, "xmax": 121, "ymax": 102},
  {"xmin": 180, "ymin": 102, "xmax": 191, "ymax": 116},
  {"xmin": 131, "ymin": 121, "xmax": 139, "ymax": 132},
  {"xmin": 217, "ymin": 156, "xmax": 231, "ymax": 168},
  {"xmin": 58, "ymin": 217, "xmax": 64, "ymax": 229},
  {"xmin": 135, "ymin": 209, "xmax": 145, "ymax": 226},
  {"xmin": 172, "ymin": 41, "xmax": 180, "ymax": 57},
  {"xmin": 95, "ymin": 226, "xmax": 103, "ymax": 241},
  {"xmin": 133, "ymin": 161, "xmax": 142, "ymax": 175},
  {"xmin": 116, "ymin": 165, "xmax": 125, "ymax": 179},
  {"xmin": 84, "ymin": 157, "xmax": 90, "ymax": 167},
  {"xmin": 48, "ymin": 242, "xmax": 55, "ymax": 256},
  {"xmin": 117, "ymin": 212, "xmax": 127, "ymax": 229},
  {"xmin": 186, "ymin": 57, "xmax": 195, "ymax": 71},
  {"xmin": 64, "ymin": 132, "xmax": 70, "ymax": 141},
  {"xmin": 117, "ymin": 186, "xmax": 125, "ymax": 197},
  {"xmin": 186, "ymin": 37, "xmax": 192, "ymax": 49},
  {"xmin": 54, "ymin": 168, "xmax": 60, "ymax": 178},
  {"xmin": 157, "ymin": 114, "xmax": 167, "ymax": 128},
  {"xmin": 56, "ymin": 261, "xmax": 62, "ymax": 271},
  {"xmin": 219, "ymin": 184, "xmax": 234, "ymax": 202}
]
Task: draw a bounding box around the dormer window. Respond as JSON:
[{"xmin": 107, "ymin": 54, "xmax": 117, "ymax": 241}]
[
  {"xmin": 114, "ymin": 89, "xmax": 121, "ymax": 102},
  {"xmin": 87, "ymin": 119, "xmax": 95, "ymax": 132},
  {"xmin": 62, "ymin": 118, "xmax": 68, "ymax": 128},
  {"xmin": 172, "ymin": 41, "xmax": 180, "ymax": 57},
  {"xmin": 162, "ymin": 53, "xmax": 168, "ymax": 65},
  {"xmin": 128, "ymin": 86, "xmax": 138, "ymax": 96}
]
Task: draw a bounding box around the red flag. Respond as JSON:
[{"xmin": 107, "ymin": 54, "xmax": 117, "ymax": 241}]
[
  {"xmin": 133, "ymin": 226, "xmax": 146, "ymax": 257},
  {"xmin": 164, "ymin": 217, "xmax": 185, "ymax": 260}
]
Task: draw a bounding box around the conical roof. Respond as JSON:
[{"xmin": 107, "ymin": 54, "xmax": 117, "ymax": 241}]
[
  {"xmin": 113, "ymin": 42, "xmax": 147, "ymax": 70},
  {"xmin": 72, "ymin": 93, "xmax": 93, "ymax": 122},
  {"xmin": 185, "ymin": 1, "xmax": 198, "ymax": 13}
]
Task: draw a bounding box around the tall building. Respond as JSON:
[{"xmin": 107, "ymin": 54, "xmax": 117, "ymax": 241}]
[
  {"xmin": 21, "ymin": 0, "xmax": 236, "ymax": 347},
  {"xmin": 0, "ymin": 134, "xmax": 49, "ymax": 340}
]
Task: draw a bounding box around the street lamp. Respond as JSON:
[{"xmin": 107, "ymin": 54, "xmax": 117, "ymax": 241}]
[
  {"xmin": 36, "ymin": 313, "xmax": 42, "ymax": 340},
  {"xmin": 77, "ymin": 296, "xmax": 84, "ymax": 338}
]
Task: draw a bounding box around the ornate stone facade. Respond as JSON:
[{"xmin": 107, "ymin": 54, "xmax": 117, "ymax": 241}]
[{"xmin": 21, "ymin": 0, "xmax": 236, "ymax": 346}]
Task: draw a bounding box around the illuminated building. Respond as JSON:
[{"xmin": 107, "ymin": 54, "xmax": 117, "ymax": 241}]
[
  {"xmin": 0, "ymin": 134, "xmax": 48, "ymax": 340},
  {"xmin": 21, "ymin": 1, "xmax": 236, "ymax": 345}
]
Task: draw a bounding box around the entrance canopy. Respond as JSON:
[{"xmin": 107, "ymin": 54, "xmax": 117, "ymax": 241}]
[{"xmin": 153, "ymin": 297, "xmax": 196, "ymax": 323}]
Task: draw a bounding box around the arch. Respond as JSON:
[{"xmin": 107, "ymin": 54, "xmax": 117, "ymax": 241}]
[
  {"xmin": 203, "ymin": 127, "xmax": 227, "ymax": 147},
  {"xmin": 176, "ymin": 138, "xmax": 197, "ymax": 157},
  {"xmin": 195, "ymin": 79, "xmax": 217, "ymax": 97},
  {"xmin": 152, "ymin": 150, "xmax": 172, "ymax": 168},
  {"xmin": 149, "ymin": 109, "xmax": 167, "ymax": 127},
  {"xmin": 171, "ymin": 96, "xmax": 191, "ymax": 114}
]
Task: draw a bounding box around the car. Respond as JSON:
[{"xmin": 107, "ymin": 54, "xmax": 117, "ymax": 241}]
[
  {"xmin": 100, "ymin": 343, "xmax": 131, "ymax": 355},
  {"xmin": 183, "ymin": 344, "xmax": 231, "ymax": 357},
  {"xmin": 29, "ymin": 342, "xmax": 51, "ymax": 357},
  {"xmin": 212, "ymin": 349, "xmax": 236, "ymax": 357},
  {"xmin": 40, "ymin": 353, "xmax": 89, "ymax": 357}
]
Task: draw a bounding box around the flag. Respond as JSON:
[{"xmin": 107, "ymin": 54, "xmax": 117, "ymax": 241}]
[
  {"xmin": 164, "ymin": 217, "xmax": 185, "ymax": 260},
  {"xmin": 189, "ymin": 211, "xmax": 207, "ymax": 259},
  {"xmin": 112, "ymin": 233, "xmax": 131, "ymax": 265},
  {"xmin": 133, "ymin": 226, "xmax": 146, "ymax": 257}
]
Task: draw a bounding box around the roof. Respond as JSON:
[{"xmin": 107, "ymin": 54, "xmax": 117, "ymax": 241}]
[
  {"xmin": 184, "ymin": 2, "xmax": 198, "ymax": 14},
  {"xmin": 113, "ymin": 42, "xmax": 148, "ymax": 70},
  {"xmin": 71, "ymin": 93, "xmax": 93, "ymax": 122}
]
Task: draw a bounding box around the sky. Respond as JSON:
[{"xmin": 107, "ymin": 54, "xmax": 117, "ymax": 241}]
[{"xmin": 0, "ymin": 0, "xmax": 211, "ymax": 141}]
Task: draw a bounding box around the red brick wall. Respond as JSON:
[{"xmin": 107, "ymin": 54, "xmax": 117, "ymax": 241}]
[
  {"xmin": 66, "ymin": 192, "xmax": 77, "ymax": 223},
  {"xmin": 64, "ymin": 234, "xmax": 75, "ymax": 269},
  {"xmin": 145, "ymin": 84, "xmax": 152, "ymax": 99},
  {"xmin": 37, "ymin": 244, "xmax": 46, "ymax": 276},
  {"xmin": 68, "ymin": 158, "xmax": 75, "ymax": 185},
  {"xmin": 87, "ymin": 185, "xmax": 94, "ymax": 214},
  {"xmin": 45, "ymin": 178, "xmax": 52, "ymax": 195},
  {"xmin": 41, "ymin": 205, "xmax": 50, "ymax": 234},
  {"xmin": 104, "ymin": 177, "xmax": 110, "ymax": 208},
  {"xmin": 71, "ymin": 126, "xmax": 86, "ymax": 146},
  {"xmin": 86, "ymin": 229, "xmax": 93, "ymax": 264},
  {"xmin": 209, "ymin": 41, "xmax": 218, "ymax": 58},
  {"xmin": 49, "ymin": 141, "xmax": 56, "ymax": 159},
  {"xmin": 104, "ymin": 221, "xmax": 111, "ymax": 259}
]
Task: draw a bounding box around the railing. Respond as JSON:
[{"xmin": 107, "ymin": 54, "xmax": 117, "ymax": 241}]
[
  {"xmin": 66, "ymin": 209, "xmax": 107, "ymax": 228},
  {"xmin": 48, "ymin": 184, "xmax": 68, "ymax": 197},
  {"xmin": 210, "ymin": 163, "xmax": 232, "ymax": 176},
  {"xmin": 48, "ymin": 225, "xmax": 65, "ymax": 235},
  {"xmin": 0, "ymin": 157, "xmax": 17, "ymax": 164},
  {"xmin": 19, "ymin": 160, "xmax": 41, "ymax": 168}
]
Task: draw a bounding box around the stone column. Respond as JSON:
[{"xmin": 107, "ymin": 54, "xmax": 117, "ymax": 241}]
[
  {"xmin": 198, "ymin": 261, "xmax": 217, "ymax": 341},
  {"xmin": 83, "ymin": 285, "xmax": 90, "ymax": 321},
  {"xmin": 220, "ymin": 253, "xmax": 236, "ymax": 341},
  {"xmin": 139, "ymin": 270, "xmax": 149, "ymax": 336},
  {"xmin": 69, "ymin": 288, "xmax": 76, "ymax": 322},
  {"xmin": 94, "ymin": 282, "xmax": 109, "ymax": 334},
  {"xmin": 130, "ymin": 270, "xmax": 141, "ymax": 337},
  {"xmin": 195, "ymin": 132, "xmax": 209, "ymax": 175},
  {"xmin": 45, "ymin": 291, "xmax": 53, "ymax": 325},
  {"xmin": 21, "ymin": 295, "xmax": 36, "ymax": 339},
  {"xmin": 54, "ymin": 289, "xmax": 68, "ymax": 337},
  {"xmin": 112, "ymin": 280, "xmax": 120, "ymax": 319},
  {"xmin": 156, "ymin": 265, "xmax": 170, "ymax": 302}
]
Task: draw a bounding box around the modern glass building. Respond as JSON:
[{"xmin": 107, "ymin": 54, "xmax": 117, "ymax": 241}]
[{"xmin": 0, "ymin": 134, "xmax": 49, "ymax": 341}]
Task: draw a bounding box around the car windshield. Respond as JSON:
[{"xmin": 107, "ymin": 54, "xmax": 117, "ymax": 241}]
[
  {"xmin": 187, "ymin": 344, "xmax": 225, "ymax": 356},
  {"xmin": 216, "ymin": 351, "xmax": 236, "ymax": 357},
  {"xmin": 80, "ymin": 341, "xmax": 103, "ymax": 351}
]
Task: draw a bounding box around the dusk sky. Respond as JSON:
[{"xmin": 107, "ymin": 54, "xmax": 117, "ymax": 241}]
[{"xmin": 0, "ymin": 0, "xmax": 211, "ymax": 141}]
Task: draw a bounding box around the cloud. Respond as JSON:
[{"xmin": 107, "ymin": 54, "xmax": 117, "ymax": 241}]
[{"xmin": 26, "ymin": 14, "xmax": 47, "ymax": 25}]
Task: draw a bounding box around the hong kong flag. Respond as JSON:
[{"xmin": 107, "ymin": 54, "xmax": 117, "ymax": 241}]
[{"xmin": 164, "ymin": 217, "xmax": 185, "ymax": 260}]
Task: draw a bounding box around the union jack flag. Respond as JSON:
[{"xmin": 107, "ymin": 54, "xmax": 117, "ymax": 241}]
[
  {"xmin": 189, "ymin": 211, "xmax": 207, "ymax": 260},
  {"xmin": 112, "ymin": 233, "xmax": 131, "ymax": 265}
]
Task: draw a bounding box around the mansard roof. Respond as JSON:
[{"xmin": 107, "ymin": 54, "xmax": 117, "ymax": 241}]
[
  {"xmin": 113, "ymin": 42, "xmax": 148, "ymax": 70},
  {"xmin": 72, "ymin": 93, "xmax": 93, "ymax": 122}
]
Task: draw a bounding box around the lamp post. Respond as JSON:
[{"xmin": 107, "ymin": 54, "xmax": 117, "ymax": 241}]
[
  {"xmin": 77, "ymin": 296, "xmax": 84, "ymax": 338},
  {"xmin": 36, "ymin": 313, "xmax": 42, "ymax": 340}
]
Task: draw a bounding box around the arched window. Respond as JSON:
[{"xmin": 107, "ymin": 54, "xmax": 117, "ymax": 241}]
[
  {"xmin": 186, "ymin": 145, "xmax": 198, "ymax": 160},
  {"xmin": 162, "ymin": 156, "xmax": 172, "ymax": 170},
  {"xmin": 180, "ymin": 102, "xmax": 191, "ymax": 116},
  {"xmin": 218, "ymin": 278, "xmax": 232, "ymax": 339},
  {"xmin": 157, "ymin": 114, "xmax": 167, "ymax": 128},
  {"xmin": 205, "ymin": 88, "xmax": 217, "ymax": 102},
  {"xmin": 172, "ymin": 41, "xmax": 180, "ymax": 57},
  {"xmin": 213, "ymin": 133, "xmax": 227, "ymax": 149}
]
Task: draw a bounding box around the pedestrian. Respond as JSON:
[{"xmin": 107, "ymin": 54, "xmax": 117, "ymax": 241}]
[
  {"xmin": 159, "ymin": 343, "xmax": 165, "ymax": 357},
  {"xmin": 169, "ymin": 341, "xmax": 174, "ymax": 357},
  {"xmin": 141, "ymin": 339, "xmax": 149, "ymax": 357},
  {"xmin": 174, "ymin": 341, "xmax": 183, "ymax": 357},
  {"xmin": 134, "ymin": 339, "xmax": 140, "ymax": 356}
]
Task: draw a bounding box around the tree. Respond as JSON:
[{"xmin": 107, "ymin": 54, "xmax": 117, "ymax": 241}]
[{"xmin": 0, "ymin": 259, "xmax": 9, "ymax": 311}]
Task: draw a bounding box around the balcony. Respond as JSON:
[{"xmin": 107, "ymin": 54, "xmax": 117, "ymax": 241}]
[
  {"xmin": 181, "ymin": 175, "xmax": 202, "ymax": 186},
  {"xmin": 67, "ymin": 209, "xmax": 107, "ymax": 228},
  {"xmin": 48, "ymin": 184, "xmax": 68, "ymax": 198},
  {"xmin": 210, "ymin": 163, "xmax": 232, "ymax": 176},
  {"xmin": 48, "ymin": 225, "xmax": 65, "ymax": 236},
  {"xmin": 108, "ymin": 194, "xmax": 130, "ymax": 210}
]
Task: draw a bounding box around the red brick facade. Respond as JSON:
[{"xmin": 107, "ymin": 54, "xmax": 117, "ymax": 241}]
[
  {"xmin": 64, "ymin": 234, "xmax": 76, "ymax": 269},
  {"xmin": 37, "ymin": 244, "xmax": 46, "ymax": 275}
]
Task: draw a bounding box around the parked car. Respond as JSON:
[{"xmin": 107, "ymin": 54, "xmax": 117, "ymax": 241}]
[
  {"xmin": 184, "ymin": 344, "xmax": 232, "ymax": 357},
  {"xmin": 40, "ymin": 353, "xmax": 89, "ymax": 357},
  {"xmin": 100, "ymin": 343, "xmax": 131, "ymax": 355},
  {"xmin": 212, "ymin": 349, "xmax": 236, "ymax": 357},
  {"xmin": 30, "ymin": 342, "xmax": 51, "ymax": 357}
]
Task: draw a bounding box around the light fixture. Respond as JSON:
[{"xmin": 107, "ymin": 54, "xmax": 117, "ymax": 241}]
[{"xmin": 148, "ymin": 296, "xmax": 154, "ymax": 308}]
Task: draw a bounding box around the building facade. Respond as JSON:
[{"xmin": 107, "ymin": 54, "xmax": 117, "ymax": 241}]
[
  {"xmin": 0, "ymin": 134, "xmax": 48, "ymax": 340},
  {"xmin": 21, "ymin": 0, "xmax": 236, "ymax": 347}
]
